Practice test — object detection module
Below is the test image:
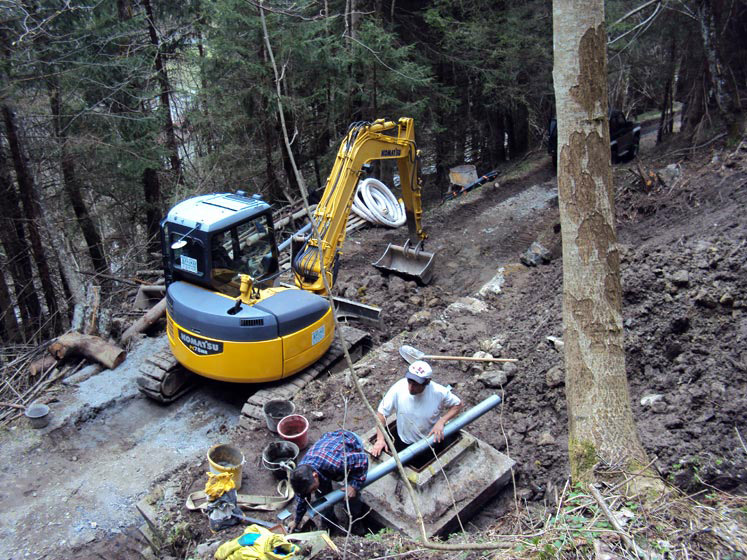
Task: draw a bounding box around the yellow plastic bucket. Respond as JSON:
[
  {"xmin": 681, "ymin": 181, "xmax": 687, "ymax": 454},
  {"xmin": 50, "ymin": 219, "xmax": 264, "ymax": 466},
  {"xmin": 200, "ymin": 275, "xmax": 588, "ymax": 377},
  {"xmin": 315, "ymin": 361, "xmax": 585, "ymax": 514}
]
[{"xmin": 207, "ymin": 443, "xmax": 245, "ymax": 490}]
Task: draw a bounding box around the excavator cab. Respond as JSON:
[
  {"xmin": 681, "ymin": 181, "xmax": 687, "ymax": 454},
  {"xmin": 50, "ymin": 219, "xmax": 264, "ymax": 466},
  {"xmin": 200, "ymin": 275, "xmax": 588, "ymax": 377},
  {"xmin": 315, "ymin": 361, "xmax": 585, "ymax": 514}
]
[{"xmin": 163, "ymin": 193, "xmax": 280, "ymax": 295}]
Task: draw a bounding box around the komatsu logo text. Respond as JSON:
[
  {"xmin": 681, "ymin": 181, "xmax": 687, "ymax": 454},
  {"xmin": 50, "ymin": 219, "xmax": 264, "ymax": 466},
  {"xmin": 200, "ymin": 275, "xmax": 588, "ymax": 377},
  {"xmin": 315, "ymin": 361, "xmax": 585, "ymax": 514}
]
[
  {"xmin": 381, "ymin": 149, "xmax": 401, "ymax": 157},
  {"xmin": 179, "ymin": 329, "xmax": 223, "ymax": 356}
]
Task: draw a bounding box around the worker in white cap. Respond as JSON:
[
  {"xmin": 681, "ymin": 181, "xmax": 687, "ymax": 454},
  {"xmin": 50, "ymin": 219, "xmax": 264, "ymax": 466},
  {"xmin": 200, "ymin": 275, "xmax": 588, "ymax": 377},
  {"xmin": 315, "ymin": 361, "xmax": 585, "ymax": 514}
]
[{"xmin": 371, "ymin": 360, "xmax": 463, "ymax": 458}]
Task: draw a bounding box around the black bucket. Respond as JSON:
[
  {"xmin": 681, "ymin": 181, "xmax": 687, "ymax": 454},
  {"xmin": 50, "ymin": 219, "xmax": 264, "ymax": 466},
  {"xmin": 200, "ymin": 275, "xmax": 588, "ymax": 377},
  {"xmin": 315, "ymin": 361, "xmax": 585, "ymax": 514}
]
[{"xmin": 262, "ymin": 440, "xmax": 300, "ymax": 480}]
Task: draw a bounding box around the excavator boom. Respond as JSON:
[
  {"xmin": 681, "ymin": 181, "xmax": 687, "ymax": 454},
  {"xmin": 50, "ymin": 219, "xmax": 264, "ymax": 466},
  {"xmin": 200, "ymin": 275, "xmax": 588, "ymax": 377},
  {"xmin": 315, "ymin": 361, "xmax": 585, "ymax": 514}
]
[{"xmin": 292, "ymin": 118, "xmax": 433, "ymax": 293}]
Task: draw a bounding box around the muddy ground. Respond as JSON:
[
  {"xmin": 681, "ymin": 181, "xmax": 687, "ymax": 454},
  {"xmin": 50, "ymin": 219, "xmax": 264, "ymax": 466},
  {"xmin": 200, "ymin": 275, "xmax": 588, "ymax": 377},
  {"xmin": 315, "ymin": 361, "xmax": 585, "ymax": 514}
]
[{"xmin": 1, "ymin": 129, "xmax": 746, "ymax": 559}]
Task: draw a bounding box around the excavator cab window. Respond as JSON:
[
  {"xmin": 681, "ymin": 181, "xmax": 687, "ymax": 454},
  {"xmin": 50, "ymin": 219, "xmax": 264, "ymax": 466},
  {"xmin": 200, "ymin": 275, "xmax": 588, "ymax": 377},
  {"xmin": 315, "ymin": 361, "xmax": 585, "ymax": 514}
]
[
  {"xmin": 171, "ymin": 235, "xmax": 205, "ymax": 277},
  {"xmin": 210, "ymin": 214, "xmax": 278, "ymax": 295}
]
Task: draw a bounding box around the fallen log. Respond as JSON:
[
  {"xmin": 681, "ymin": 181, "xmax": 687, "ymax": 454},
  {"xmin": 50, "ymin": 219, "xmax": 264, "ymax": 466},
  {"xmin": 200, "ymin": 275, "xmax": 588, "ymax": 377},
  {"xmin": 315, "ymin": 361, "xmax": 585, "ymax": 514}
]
[
  {"xmin": 120, "ymin": 297, "xmax": 167, "ymax": 346},
  {"xmin": 48, "ymin": 333, "xmax": 126, "ymax": 370}
]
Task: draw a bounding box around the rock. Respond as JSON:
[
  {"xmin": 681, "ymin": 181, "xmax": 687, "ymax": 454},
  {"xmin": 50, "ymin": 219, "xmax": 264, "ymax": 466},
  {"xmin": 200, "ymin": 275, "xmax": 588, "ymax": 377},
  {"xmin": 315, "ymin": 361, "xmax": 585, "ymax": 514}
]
[
  {"xmin": 720, "ymin": 292, "xmax": 734, "ymax": 306},
  {"xmin": 443, "ymin": 297, "xmax": 490, "ymax": 317},
  {"xmin": 501, "ymin": 362, "xmax": 518, "ymax": 378},
  {"xmin": 521, "ymin": 242, "xmax": 551, "ymax": 267},
  {"xmin": 407, "ymin": 310, "xmax": 431, "ymax": 327},
  {"xmin": 387, "ymin": 275, "xmax": 407, "ymax": 295},
  {"xmin": 477, "ymin": 267, "xmax": 505, "ymax": 299},
  {"xmin": 546, "ymin": 336, "xmax": 564, "ymax": 352},
  {"xmin": 640, "ymin": 394, "xmax": 664, "ymax": 407},
  {"xmin": 545, "ymin": 365, "xmax": 564, "ymax": 388},
  {"xmin": 665, "ymin": 341, "xmax": 683, "ymax": 361},
  {"xmin": 694, "ymin": 289, "xmax": 717, "ymax": 308},
  {"xmin": 670, "ymin": 270, "xmax": 690, "ymax": 287},
  {"xmin": 194, "ymin": 541, "xmax": 221, "ymax": 558},
  {"xmin": 657, "ymin": 163, "xmax": 681, "ymax": 186},
  {"xmin": 478, "ymin": 370, "xmax": 507, "ymax": 388},
  {"xmin": 430, "ymin": 319, "xmax": 449, "ymax": 329},
  {"xmin": 390, "ymin": 301, "xmax": 408, "ymax": 314},
  {"xmin": 480, "ymin": 336, "xmax": 505, "ymax": 355},
  {"xmin": 651, "ymin": 400, "xmax": 668, "ymax": 414},
  {"xmin": 538, "ymin": 432, "xmax": 555, "ymax": 446},
  {"xmin": 409, "ymin": 295, "xmax": 423, "ymax": 306},
  {"xmin": 310, "ymin": 411, "xmax": 325, "ymax": 420}
]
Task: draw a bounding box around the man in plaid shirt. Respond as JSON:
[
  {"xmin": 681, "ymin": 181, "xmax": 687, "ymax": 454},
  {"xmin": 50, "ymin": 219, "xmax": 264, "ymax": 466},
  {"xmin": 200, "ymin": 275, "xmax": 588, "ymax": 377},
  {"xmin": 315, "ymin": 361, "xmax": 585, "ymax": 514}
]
[{"xmin": 288, "ymin": 430, "xmax": 368, "ymax": 531}]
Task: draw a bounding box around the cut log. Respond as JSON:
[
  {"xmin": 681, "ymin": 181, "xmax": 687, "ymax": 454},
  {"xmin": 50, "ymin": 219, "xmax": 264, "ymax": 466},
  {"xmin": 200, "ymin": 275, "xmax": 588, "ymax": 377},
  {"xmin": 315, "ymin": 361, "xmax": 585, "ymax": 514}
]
[
  {"xmin": 120, "ymin": 297, "xmax": 167, "ymax": 346},
  {"xmin": 133, "ymin": 285, "xmax": 166, "ymax": 310},
  {"xmin": 48, "ymin": 333, "xmax": 126, "ymax": 370},
  {"xmin": 29, "ymin": 354, "xmax": 58, "ymax": 377}
]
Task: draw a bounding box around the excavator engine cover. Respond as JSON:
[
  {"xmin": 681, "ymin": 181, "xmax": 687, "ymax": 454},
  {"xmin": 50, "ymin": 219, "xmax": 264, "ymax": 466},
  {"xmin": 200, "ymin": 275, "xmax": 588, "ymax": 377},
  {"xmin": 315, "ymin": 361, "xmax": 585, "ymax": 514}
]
[
  {"xmin": 166, "ymin": 281, "xmax": 334, "ymax": 383},
  {"xmin": 373, "ymin": 239, "xmax": 435, "ymax": 285}
]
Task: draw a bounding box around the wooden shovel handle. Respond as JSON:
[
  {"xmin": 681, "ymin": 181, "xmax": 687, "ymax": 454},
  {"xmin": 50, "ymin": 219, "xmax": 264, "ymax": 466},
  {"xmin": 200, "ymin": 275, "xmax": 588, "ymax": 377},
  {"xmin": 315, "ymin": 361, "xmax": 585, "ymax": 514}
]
[{"xmin": 423, "ymin": 355, "xmax": 518, "ymax": 363}]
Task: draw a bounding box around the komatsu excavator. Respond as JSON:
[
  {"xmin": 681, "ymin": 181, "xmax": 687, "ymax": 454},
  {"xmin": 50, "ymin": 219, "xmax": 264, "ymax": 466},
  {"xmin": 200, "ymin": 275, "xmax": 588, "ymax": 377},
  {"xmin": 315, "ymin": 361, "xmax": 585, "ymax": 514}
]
[{"xmin": 137, "ymin": 118, "xmax": 435, "ymax": 402}]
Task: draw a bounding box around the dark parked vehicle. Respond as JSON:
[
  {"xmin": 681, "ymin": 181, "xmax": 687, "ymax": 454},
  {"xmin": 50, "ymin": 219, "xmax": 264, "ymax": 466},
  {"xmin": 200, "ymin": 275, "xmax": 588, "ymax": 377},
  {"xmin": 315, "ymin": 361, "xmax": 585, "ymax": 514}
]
[{"xmin": 548, "ymin": 109, "xmax": 641, "ymax": 167}]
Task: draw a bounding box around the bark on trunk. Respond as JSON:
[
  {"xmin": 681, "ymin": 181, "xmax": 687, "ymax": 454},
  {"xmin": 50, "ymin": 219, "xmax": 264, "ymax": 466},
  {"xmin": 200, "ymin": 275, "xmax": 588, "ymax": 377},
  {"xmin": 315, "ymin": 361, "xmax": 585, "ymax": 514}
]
[
  {"xmin": 2, "ymin": 105, "xmax": 59, "ymax": 334},
  {"xmin": 552, "ymin": 0, "xmax": 653, "ymax": 487},
  {"xmin": 143, "ymin": 0, "xmax": 182, "ymax": 182},
  {"xmin": 143, "ymin": 167, "xmax": 162, "ymax": 256},
  {"xmin": 0, "ymin": 267, "xmax": 21, "ymax": 342},
  {"xmin": 508, "ymin": 102, "xmax": 530, "ymax": 157},
  {"xmin": 657, "ymin": 33, "xmax": 677, "ymax": 143},
  {"xmin": 49, "ymin": 332, "xmax": 126, "ymax": 370},
  {"xmin": 0, "ymin": 143, "xmax": 41, "ymax": 337},
  {"xmin": 48, "ymin": 81, "xmax": 109, "ymax": 276}
]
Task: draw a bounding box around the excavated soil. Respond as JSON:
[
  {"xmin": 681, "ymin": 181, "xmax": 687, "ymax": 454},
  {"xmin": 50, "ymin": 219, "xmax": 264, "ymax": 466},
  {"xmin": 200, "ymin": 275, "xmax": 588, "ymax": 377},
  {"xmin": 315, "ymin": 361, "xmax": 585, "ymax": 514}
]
[{"xmin": 3, "ymin": 132, "xmax": 746, "ymax": 559}]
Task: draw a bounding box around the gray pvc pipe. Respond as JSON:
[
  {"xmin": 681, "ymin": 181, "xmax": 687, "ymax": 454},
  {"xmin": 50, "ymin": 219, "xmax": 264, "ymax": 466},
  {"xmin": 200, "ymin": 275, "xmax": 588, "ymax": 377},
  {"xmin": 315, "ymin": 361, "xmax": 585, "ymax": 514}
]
[
  {"xmin": 282, "ymin": 393, "xmax": 502, "ymax": 519},
  {"xmin": 277, "ymin": 222, "xmax": 312, "ymax": 253}
]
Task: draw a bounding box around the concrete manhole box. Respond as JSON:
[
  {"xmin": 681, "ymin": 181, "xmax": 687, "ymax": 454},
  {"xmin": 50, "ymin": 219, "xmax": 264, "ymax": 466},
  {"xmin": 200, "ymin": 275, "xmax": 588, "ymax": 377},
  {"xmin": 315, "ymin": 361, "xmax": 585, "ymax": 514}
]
[{"xmin": 361, "ymin": 424, "xmax": 515, "ymax": 539}]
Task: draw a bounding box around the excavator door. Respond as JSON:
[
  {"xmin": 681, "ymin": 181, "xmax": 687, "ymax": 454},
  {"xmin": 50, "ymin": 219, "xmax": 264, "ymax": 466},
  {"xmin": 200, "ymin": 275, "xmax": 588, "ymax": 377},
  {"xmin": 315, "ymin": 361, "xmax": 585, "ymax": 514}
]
[{"xmin": 373, "ymin": 239, "xmax": 435, "ymax": 285}]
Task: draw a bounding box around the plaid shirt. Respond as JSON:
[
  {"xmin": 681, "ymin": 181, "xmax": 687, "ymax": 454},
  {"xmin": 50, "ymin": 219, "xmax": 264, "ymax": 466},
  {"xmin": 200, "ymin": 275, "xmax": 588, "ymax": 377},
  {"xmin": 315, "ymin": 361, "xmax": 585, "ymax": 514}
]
[{"xmin": 294, "ymin": 430, "xmax": 368, "ymax": 523}]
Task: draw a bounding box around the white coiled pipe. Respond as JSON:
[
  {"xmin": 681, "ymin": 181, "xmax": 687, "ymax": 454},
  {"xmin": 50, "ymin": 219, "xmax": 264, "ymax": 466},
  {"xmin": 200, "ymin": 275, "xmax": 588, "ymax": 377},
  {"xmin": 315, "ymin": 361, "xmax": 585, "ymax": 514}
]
[{"xmin": 351, "ymin": 178, "xmax": 406, "ymax": 228}]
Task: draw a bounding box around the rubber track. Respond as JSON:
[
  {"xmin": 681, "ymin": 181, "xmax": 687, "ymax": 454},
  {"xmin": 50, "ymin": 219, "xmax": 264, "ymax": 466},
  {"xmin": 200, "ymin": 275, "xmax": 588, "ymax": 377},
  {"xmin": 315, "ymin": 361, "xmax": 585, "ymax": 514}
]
[
  {"xmin": 239, "ymin": 325, "xmax": 371, "ymax": 430},
  {"xmin": 136, "ymin": 349, "xmax": 197, "ymax": 403}
]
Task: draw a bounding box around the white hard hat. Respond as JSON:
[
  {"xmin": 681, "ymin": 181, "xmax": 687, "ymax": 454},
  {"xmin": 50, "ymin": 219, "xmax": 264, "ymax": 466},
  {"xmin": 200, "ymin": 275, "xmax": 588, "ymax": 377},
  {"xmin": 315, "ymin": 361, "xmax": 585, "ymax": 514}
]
[{"xmin": 406, "ymin": 360, "xmax": 432, "ymax": 385}]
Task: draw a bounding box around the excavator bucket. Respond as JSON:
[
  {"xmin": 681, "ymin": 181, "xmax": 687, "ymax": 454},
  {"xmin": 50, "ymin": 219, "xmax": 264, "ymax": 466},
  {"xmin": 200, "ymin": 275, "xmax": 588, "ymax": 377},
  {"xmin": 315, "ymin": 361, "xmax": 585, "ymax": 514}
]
[{"xmin": 373, "ymin": 239, "xmax": 435, "ymax": 285}]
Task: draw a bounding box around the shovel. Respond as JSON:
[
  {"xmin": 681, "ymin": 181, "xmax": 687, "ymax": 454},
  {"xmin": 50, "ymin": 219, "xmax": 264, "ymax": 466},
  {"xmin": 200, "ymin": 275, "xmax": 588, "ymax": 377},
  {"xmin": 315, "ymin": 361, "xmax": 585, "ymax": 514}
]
[{"xmin": 399, "ymin": 344, "xmax": 517, "ymax": 364}]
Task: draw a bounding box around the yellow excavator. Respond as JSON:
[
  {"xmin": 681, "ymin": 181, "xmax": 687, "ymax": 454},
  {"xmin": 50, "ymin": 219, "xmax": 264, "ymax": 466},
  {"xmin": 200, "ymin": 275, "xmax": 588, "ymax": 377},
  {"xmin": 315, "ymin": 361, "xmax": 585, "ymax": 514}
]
[{"xmin": 138, "ymin": 118, "xmax": 435, "ymax": 402}]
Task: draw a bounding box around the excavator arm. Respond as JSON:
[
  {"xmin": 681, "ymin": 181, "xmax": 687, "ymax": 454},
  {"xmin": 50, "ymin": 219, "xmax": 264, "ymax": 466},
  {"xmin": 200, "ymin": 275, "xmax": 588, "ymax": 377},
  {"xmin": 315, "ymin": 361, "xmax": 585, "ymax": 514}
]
[{"xmin": 292, "ymin": 118, "xmax": 428, "ymax": 294}]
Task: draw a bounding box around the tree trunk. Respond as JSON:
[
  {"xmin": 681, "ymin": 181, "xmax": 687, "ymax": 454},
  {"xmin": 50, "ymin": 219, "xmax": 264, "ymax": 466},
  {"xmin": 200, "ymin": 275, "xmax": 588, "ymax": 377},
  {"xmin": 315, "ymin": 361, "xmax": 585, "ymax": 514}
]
[
  {"xmin": 2, "ymin": 105, "xmax": 59, "ymax": 335},
  {"xmin": 142, "ymin": 0, "xmax": 182, "ymax": 182},
  {"xmin": 552, "ymin": 0, "xmax": 655, "ymax": 488},
  {"xmin": 143, "ymin": 168, "xmax": 162, "ymax": 256},
  {"xmin": 0, "ymin": 142, "xmax": 41, "ymax": 338},
  {"xmin": 487, "ymin": 108, "xmax": 506, "ymax": 166},
  {"xmin": 508, "ymin": 102, "xmax": 529, "ymax": 157},
  {"xmin": 697, "ymin": 1, "xmax": 725, "ymax": 115},
  {"xmin": 657, "ymin": 33, "xmax": 677, "ymax": 144},
  {"xmin": 48, "ymin": 80, "xmax": 109, "ymax": 276},
  {"xmin": 0, "ymin": 267, "xmax": 21, "ymax": 342}
]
